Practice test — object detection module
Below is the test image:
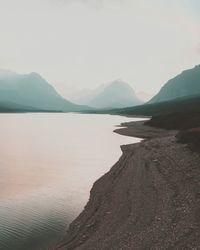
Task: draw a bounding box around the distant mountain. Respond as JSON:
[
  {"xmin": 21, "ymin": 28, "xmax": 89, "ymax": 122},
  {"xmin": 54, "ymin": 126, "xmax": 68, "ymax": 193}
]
[
  {"xmin": 84, "ymin": 80, "xmax": 142, "ymax": 109},
  {"xmin": 68, "ymin": 83, "xmax": 109, "ymax": 105},
  {"xmin": 0, "ymin": 70, "xmax": 89, "ymax": 112},
  {"xmin": 149, "ymin": 65, "xmax": 200, "ymax": 103}
]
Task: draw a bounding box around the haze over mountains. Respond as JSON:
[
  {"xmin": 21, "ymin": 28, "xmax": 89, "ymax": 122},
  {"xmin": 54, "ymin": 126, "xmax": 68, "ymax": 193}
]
[
  {"xmin": 149, "ymin": 65, "xmax": 200, "ymax": 103},
  {"xmin": 70, "ymin": 80, "xmax": 143, "ymax": 109},
  {"xmin": 0, "ymin": 71, "xmax": 143, "ymax": 111},
  {"xmin": 90, "ymin": 65, "xmax": 200, "ymax": 117},
  {"xmin": 136, "ymin": 91, "xmax": 153, "ymax": 102},
  {"xmin": 0, "ymin": 70, "xmax": 89, "ymax": 112},
  {"xmin": 69, "ymin": 83, "xmax": 109, "ymax": 106},
  {"xmin": 0, "ymin": 64, "xmax": 199, "ymax": 113}
]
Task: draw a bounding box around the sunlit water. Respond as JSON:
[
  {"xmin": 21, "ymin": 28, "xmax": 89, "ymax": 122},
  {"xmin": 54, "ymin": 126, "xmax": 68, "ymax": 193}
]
[{"xmin": 0, "ymin": 113, "xmax": 144, "ymax": 250}]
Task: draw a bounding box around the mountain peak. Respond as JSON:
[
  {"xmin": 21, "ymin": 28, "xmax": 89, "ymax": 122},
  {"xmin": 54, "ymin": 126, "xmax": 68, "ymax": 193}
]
[
  {"xmin": 25, "ymin": 72, "xmax": 44, "ymax": 80},
  {"xmin": 29, "ymin": 72, "xmax": 40, "ymax": 76},
  {"xmin": 87, "ymin": 80, "xmax": 142, "ymax": 109},
  {"xmin": 111, "ymin": 79, "xmax": 125, "ymax": 84},
  {"xmin": 107, "ymin": 80, "xmax": 136, "ymax": 92}
]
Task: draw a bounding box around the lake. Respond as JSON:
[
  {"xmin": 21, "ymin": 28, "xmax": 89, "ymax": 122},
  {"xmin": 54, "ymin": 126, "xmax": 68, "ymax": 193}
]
[{"xmin": 0, "ymin": 113, "xmax": 143, "ymax": 249}]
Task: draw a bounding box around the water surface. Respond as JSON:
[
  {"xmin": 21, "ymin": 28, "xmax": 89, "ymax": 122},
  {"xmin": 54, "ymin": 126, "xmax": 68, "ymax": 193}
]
[{"xmin": 0, "ymin": 113, "xmax": 143, "ymax": 249}]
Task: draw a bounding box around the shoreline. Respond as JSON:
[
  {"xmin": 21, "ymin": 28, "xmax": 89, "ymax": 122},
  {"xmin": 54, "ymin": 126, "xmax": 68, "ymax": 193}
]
[
  {"xmin": 114, "ymin": 120, "xmax": 177, "ymax": 139},
  {"xmin": 53, "ymin": 120, "xmax": 200, "ymax": 249}
]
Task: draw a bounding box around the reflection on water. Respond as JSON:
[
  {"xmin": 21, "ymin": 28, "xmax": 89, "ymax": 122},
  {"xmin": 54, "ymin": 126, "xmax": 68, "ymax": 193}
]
[{"xmin": 0, "ymin": 113, "xmax": 142, "ymax": 249}]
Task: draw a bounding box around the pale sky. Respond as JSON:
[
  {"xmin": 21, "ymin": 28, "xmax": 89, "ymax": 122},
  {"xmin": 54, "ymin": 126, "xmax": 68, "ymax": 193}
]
[{"xmin": 0, "ymin": 0, "xmax": 199, "ymax": 97}]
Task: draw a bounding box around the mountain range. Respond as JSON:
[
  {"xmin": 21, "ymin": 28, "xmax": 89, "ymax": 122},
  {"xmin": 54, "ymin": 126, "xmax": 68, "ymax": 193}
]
[
  {"xmin": 91, "ymin": 65, "xmax": 200, "ymax": 117},
  {"xmin": 0, "ymin": 64, "xmax": 199, "ymax": 113}
]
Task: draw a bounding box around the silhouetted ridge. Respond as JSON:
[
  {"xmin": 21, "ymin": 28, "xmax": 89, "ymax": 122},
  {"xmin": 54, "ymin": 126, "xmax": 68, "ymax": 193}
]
[{"xmin": 149, "ymin": 65, "xmax": 200, "ymax": 103}]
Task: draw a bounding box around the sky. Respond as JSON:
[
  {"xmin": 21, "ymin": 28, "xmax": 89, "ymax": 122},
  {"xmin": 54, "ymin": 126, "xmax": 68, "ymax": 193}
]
[{"xmin": 0, "ymin": 0, "xmax": 199, "ymax": 97}]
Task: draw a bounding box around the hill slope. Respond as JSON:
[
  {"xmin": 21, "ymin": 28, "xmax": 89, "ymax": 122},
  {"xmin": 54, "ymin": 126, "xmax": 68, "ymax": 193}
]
[
  {"xmin": 0, "ymin": 70, "xmax": 89, "ymax": 112},
  {"xmin": 149, "ymin": 65, "xmax": 200, "ymax": 103}
]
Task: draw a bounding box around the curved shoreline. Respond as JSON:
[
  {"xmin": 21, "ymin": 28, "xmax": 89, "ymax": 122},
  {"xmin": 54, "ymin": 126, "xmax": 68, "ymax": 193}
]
[{"xmin": 53, "ymin": 121, "xmax": 200, "ymax": 249}]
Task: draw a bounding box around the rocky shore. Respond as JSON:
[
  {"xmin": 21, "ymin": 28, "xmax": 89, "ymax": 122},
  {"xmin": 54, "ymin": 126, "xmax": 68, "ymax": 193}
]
[{"xmin": 53, "ymin": 121, "xmax": 200, "ymax": 250}]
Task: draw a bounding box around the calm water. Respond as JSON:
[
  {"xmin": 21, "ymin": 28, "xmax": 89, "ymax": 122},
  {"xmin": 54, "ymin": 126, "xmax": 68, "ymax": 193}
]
[{"xmin": 0, "ymin": 113, "xmax": 143, "ymax": 250}]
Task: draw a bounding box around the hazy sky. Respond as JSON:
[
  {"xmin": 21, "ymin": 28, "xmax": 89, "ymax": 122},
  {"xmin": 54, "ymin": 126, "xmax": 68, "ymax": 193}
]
[{"xmin": 0, "ymin": 0, "xmax": 199, "ymax": 96}]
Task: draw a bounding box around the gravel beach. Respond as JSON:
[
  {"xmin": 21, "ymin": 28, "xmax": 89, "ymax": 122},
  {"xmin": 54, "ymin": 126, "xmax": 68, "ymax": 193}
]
[{"xmin": 53, "ymin": 121, "xmax": 200, "ymax": 250}]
